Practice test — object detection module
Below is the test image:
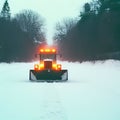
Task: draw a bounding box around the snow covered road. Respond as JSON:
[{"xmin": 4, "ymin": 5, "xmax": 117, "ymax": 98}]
[{"xmin": 0, "ymin": 60, "xmax": 120, "ymax": 120}]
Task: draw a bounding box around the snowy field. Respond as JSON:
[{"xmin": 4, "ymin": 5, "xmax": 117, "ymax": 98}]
[{"xmin": 0, "ymin": 60, "xmax": 120, "ymax": 120}]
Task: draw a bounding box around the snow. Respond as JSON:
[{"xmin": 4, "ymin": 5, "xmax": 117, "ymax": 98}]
[{"xmin": 0, "ymin": 60, "xmax": 120, "ymax": 120}]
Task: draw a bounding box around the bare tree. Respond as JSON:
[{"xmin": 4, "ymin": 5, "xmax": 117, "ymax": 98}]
[
  {"xmin": 54, "ymin": 18, "xmax": 77, "ymax": 42},
  {"xmin": 14, "ymin": 10, "xmax": 45, "ymax": 43},
  {"xmin": 11, "ymin": 10, "xmax": 46, "ymax": 61}
]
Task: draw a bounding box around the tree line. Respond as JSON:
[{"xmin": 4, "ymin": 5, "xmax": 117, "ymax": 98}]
[
  {"xmin": 0, "ymin": 0, "xmax": 45, "ymax": 62},
  {"xmin": 54, "ymin": 0, "xmax": 120, "ymax": 62},
  {"xmin": 1, "ymin": 0, "xmax": 120, "ymax": 63}
]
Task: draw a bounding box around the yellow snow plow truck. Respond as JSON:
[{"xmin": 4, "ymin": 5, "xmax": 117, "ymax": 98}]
[{"xmin": 29, "ymin": 47, "xmax": 68, "ymax": 82}]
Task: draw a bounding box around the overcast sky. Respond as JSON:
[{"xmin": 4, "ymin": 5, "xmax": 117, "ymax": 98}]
[{"xmin": 0, "ymin": 0, "xmax": 92, "ymax": 43}]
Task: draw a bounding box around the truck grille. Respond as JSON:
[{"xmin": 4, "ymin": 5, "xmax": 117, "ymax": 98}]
[{"xmin": 44, "ymin": 61, "xmax": 52, "ymax": 69}]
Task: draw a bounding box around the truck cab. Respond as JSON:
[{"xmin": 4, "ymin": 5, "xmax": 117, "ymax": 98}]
[{"xmin": 29, "ymin": 47, "xmax": 68, "ymax": 82}]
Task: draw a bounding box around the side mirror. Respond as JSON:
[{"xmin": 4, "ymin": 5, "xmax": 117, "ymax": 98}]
[
  {"xmin": 35, "ymin": 54, "xmax": 38, "ymax": 58},
  {"xmin": 59, "ymin": 54, "xmax": 62, "ymax": 58},
  {"xmin": 57, "ymin": 54, "xmax": 62, "ymax": 58}
]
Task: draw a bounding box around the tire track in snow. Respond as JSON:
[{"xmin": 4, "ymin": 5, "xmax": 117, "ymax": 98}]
[{"xmin": 39, "ymin": 83, "xmax": 68, "ymax": 120}]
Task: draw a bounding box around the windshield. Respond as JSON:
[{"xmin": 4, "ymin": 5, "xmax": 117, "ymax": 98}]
[{"xmin": 40, "ymin": 54, "xmax": 56, "ymax": 61}]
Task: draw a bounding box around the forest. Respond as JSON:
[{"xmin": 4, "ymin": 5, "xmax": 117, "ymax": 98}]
[
  {"xmin": 54, "ymin": 0, "xmax": 120, "ymax": 62},
  {"xmin": 0, "ymin": 0, "xmax": 45, "ymax": 62}
]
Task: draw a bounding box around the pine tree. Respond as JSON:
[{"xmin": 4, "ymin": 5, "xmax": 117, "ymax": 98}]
[{"xmin": 1, "ymin": 0, "xmax": 10, "ymax": 19}]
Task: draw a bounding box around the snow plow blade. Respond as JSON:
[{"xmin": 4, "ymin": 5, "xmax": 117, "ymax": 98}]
[{"xmin": 29, "ymin": 70, "xmax": 68, "ymax": 82}]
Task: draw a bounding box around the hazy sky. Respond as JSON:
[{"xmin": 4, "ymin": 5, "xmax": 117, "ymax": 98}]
[{"xmin": 0, "ymin": 0, "xmax": 91, "ymax": 43}]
